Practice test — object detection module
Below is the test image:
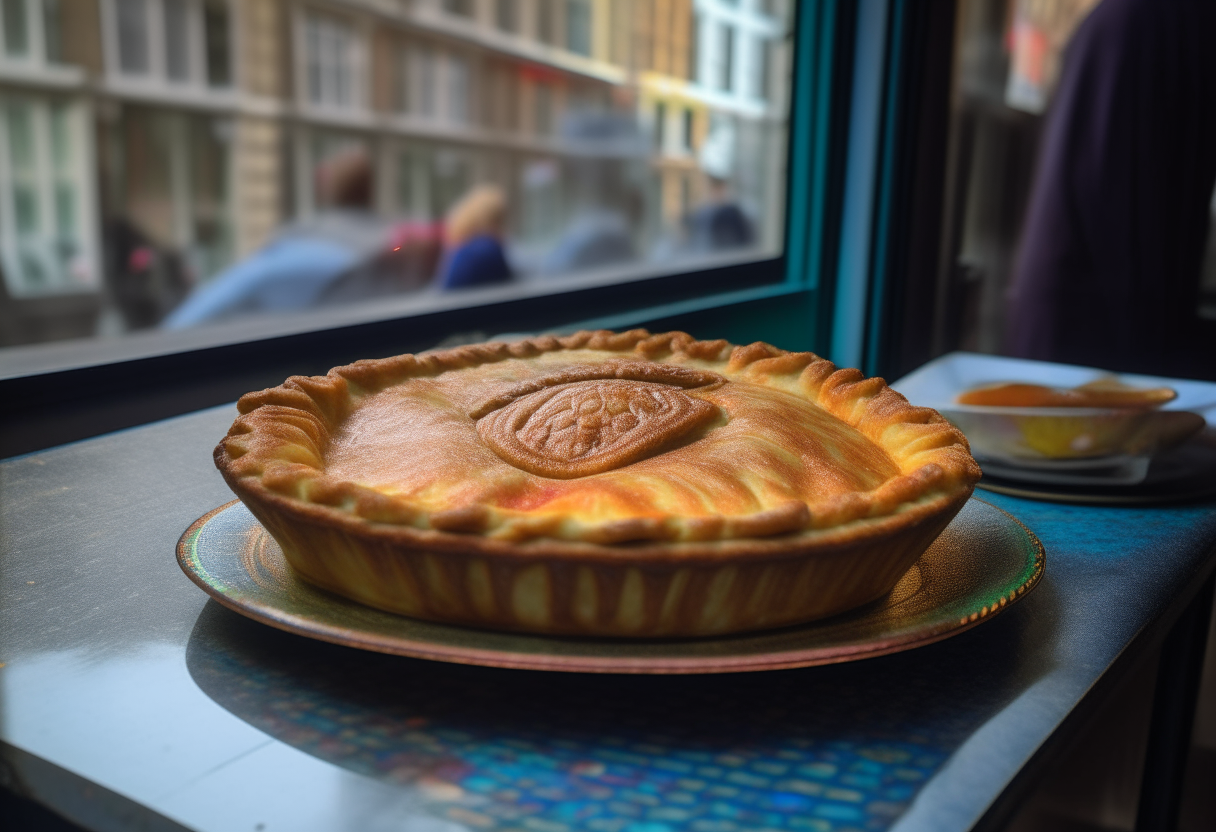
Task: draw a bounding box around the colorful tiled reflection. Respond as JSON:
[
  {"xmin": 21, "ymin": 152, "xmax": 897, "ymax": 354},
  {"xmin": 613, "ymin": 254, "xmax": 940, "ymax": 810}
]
[{"xmin": 187, "ymin": 602, "xmax": 1017, "ymax": 832}]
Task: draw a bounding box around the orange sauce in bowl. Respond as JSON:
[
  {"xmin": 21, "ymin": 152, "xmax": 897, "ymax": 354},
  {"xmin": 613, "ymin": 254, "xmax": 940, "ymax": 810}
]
[{"xmin": 957, "ymin": 379, "xmax": 1176, "ymax": 409}]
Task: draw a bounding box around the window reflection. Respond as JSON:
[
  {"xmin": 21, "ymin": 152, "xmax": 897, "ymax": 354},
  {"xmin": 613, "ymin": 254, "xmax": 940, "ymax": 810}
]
[{"xmin": 0, "ymin": 0, "xmax": 791, "ymax": 346}]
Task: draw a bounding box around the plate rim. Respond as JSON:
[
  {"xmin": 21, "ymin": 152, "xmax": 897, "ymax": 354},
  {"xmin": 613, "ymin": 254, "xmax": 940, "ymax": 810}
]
[{"xmin": 177, "ymin": 498, "xmax": 1045, "ymax": 674}]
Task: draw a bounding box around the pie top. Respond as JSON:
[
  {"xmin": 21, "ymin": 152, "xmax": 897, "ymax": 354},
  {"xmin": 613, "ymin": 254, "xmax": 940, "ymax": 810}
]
[{"xmin": 216, "ymin": 330, "xmax": 980, "ymax": 554}]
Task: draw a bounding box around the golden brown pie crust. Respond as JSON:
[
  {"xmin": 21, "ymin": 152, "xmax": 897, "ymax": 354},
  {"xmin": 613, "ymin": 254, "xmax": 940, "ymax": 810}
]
[{"xmin": 215, "ymin": 330, "xmax": 980, "ymax": 637}]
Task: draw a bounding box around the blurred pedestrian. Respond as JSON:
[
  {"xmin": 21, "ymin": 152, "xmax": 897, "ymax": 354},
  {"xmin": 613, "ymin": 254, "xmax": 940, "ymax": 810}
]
[
  {"xmin": 163, "ymin": 148, "xmax": 425, "ymax": 327},
  {"xmin": 684, "ymin": 176, "xmax": 754, "ymax": 253},
  {"xmin": 436, "ymin": 186, "xmax": 513, "ymax": 290}
]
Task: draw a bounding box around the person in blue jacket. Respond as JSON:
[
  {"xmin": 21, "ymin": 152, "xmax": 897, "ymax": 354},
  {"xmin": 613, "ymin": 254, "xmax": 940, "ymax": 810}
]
[
  {"xmin": 163, "ymin": 149, "xmax": 410, "ymax": 328},
  {"xmin": 436, "ymin": 185, "xmax": 513, "ymax": 290}
]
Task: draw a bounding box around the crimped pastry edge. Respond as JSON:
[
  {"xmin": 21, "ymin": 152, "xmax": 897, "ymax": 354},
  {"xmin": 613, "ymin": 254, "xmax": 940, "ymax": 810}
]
[
  {"xmin": 215, "ymin": 329, "xmax": 981, "ymax": 550},
  {"xmin": 244, "ymin": 490, "xmax": 968, "ymax": 636}
]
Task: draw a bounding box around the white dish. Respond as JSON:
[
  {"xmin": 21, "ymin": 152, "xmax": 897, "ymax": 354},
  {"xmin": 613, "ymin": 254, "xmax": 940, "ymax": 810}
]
[{"xmin": 892, "ymin": 353, "xmax": 1216, "ymax": 486}]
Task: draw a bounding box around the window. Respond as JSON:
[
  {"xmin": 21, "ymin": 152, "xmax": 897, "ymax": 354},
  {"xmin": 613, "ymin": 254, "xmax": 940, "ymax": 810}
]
[
  {"xmin": 1, "ymin": 0, "xmax": 63, "ymax": 63},
  {"xmin": 448, "ymin": 54, "xmax": 470, "ymax": 125},
  {"xmin": 202, "ymin": 0, "xmax": 230, "ymax": 87},
  {"xmin": 688, "ymin": 11, "xmax": 699, "ymax": 82},
  {"xmin": 305, "ymin": 12, "xmax": 357, "ymax": 109},
  {"xmin": 2, "ymin": 0, "xmax": 28, "ymax": 57},
  {"xmin": 1, "ymin": 0, "xmax": 807, "ymax": 451},
  {"xmin": 101, "ymin": 107, "xmax": 233, "ymax": 300},
  {"xmin": 442, "ymin": 0, "xmax": 473, "ymax": 17},
  {"xmin": 116, "ymin": 0, "xmax": 150, "ymax": 74},
  {"xmin": 41, "ymin": 0, "xmax": 59, "ymax": 61},
  {"xmin": 108, "ymin": 0, "xmax": 232, "ymax": 88},
  {"xmin": 757, "ymin": 37, "xmax": 771, "ymax": 101},
  {"xmin": 534, "ymin": 81, "xmax": 552, "ymax": 135},
  {"xmin": 416, "ymin": 42, "xmax": 436, "ymax": 117},
  {"xmin": 537, "ymin": 0, "xmax": 555, "ymax": 46},
  {"xmin": 495, "ymin": 0, "xmax": 516, "ymax": 33},
  {"xmin": 0, "ymin": 96, "xmax": 97, "ymax": 296},
  {"xmin": 396, "ymin": 40, "xmax": 411, "ymax": 113},
  {"xmin": 566, "ymin": 0, "xmax": 590, "ymax": 56},
  {"xmin": 162, "ymin": 0, "xmax": 188, "ymax": 81},
  {"xmin": 654, "ymin": 100, "xmax": 666, "ymax": 153},
  {"xmin": 720, "ymin": 23, "xmax": 734, "ymax": 92}
]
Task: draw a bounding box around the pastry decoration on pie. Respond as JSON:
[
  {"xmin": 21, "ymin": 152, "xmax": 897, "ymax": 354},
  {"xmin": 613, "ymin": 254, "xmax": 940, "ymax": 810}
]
[{"xmin": 215, "ymin": 330, "xmax": 981, "ymax": 637}]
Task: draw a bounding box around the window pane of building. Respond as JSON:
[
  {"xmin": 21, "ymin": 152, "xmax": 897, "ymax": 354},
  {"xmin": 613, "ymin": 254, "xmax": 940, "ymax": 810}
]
[
  {"xmin": 116, "ymin": 0, "xmax": 149, "ymax": 74},
  {"xmin": 50, "ymin": 104, "xmax": 72, "ymax": 235},
  {"xmin": 7, "ymin": 103, "xmax": 38, "ymax": 235},
  {"xmin": 720, "ymin": 23, "xmax": 733, "ymax": 92},
  {"xmin": 396, "ymin": 40, "xmax": 411, "ymax": 113},
  {"xmin": 43, "ymin": 0, "xmax": 64, "ymax": 63},
  {"xmin": 534, "ymin": 82, "xmax": 551, "ymax": 135},
  {"xmin": 163, "ymin": 0, "xmax": 190, "ymax": 82},
  {"xmin": 537, "ymin": 0, "xmax": 555, "ymax": 46},
  {"xmin": 496, "ymin": 0, "xmax": 516, "ymax": 33},
  {"xmin": 688, "ymin": 12, "xmax": 699, "ymax": 82},
  {"xmin": 567, "ymin": 0, "xmax": 590, "ymax": 56},
  {"xmin": 2, "ymin": 0, "xmax": 29, "ymax": 57},
  {"xmin": 448, "ymin": 54, "xmax": 470, "ymax": 125},
  {"xmin": 203, "ymin": 1, "xmax": 231, "ymax": 87},
  {"xmin": 306, "ymin": 13, "xmax": 355, "ymax": 108},
  {"xmin": 417, "ymin": 43, "xmax": 435, "ymax": 117},
  {"xmin": 758, "ymin": 37, "xmax": 770, "ymax": 100}
]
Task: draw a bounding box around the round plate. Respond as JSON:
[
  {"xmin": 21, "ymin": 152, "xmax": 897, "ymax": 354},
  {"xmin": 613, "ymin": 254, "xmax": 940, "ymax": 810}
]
[
  {"xmin": 977, "ymin": 438, "xmax": 1216, "ymax": 505},
  {"xmin": 177, "ymin": 498, "xmax": 1044, "ymax": 674}
]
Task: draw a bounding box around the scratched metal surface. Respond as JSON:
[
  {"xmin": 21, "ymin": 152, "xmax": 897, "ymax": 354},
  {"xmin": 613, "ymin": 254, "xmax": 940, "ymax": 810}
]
[{"xmin": 2, "ymin": 405, "xmax": 1215, "ymax": 832}]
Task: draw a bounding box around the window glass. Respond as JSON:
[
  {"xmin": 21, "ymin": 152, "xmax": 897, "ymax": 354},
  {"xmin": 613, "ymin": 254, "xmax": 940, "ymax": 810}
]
[
  {"xmin": 1, "ymin": 96, "xmax": 95, "ymax": 298},
  {"xmin": 653, "ymin": 101, "xmax": 665, "ymax": 153},
  {"xmin": 537, "ymin": 0, "xmax": 555, "ymax": 46},
  {"xmin": 688, "ymin": 12, "xmax": 699, "ymax": 81},
  {"xmin": 163, "ymin": 0, "xmax": 189, "ymax": 82},
  {"xmin": 0, "ymin": 1, "xmax": 794, "ymax": 349},
  {"xmin": 416, "ymin": 42, "xmax": 436, "ymax": 117},
  {"xmin": 306, "ymin": 12, "xmax": 355, "ymax": 108},
  {"xmin": 203, "ymin": 0, "xmax": 231, "ymax": 88},
  {"xmin": 566, "ymin": 0, "xmax": 590, "ymax": 57},
  {"xmin": 43, "ymin": 0, "xmax": 62, "ymax": 63},
  {"xmin": 720, "ymin": 23, "xmax": 734, "ymax": 92},
  {"xmin": 2, "ymin": 0, "xmax": 29, "ymax": 57},
  {"xmin": 448, "ymin": 54, "xmax": 469, "ymax": 125},
  {"xmin": 534, "ymin": 80, "xmax": 552, "ymax": 136},
  {"xmin": 757, "ymin": 36, "xmax": 770, "ymax": 100},
  {"xmin": 495, "ymin": 0, "xmax": 516, "ymax": 33},
  {"xmin": 116, "ymin": 0, "xmax": 149, "ymax": 74}
]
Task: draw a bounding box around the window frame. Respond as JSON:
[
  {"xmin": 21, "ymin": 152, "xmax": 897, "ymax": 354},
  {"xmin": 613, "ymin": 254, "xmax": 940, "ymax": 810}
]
[
  {"xmin": 100, "ymin": 0, "xmax": 239, "ymax": 97},
  {"xmin": 0, "ymin": 0, "xmax": 960, "ymax": 460},
  {"xmin": 0, "ymin": 93, "xmax": 101, "ymax": 298}
]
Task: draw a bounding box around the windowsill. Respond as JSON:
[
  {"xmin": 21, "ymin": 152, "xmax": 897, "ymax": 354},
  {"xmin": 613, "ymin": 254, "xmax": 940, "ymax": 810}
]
[
  {"xmin": 0, "ymin": 60, "xmax": 87, "ymax": 88},
  {"xmin": 0, "ymin": 249, "xmax": 781, "ymax": 381}
]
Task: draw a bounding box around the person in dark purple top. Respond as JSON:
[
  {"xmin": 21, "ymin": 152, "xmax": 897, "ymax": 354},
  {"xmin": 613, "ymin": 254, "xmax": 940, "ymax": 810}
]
[{"xmin": 1006, "ymin": 0, "xmax": 1216, "ymax": 379}]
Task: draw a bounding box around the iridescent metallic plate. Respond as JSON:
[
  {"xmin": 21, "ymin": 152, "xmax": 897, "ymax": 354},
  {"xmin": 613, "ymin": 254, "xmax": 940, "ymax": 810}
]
[{"xmin": 177, "ymin": 498, "xmax": 1043, "ymax": 674}]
